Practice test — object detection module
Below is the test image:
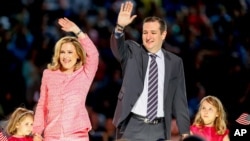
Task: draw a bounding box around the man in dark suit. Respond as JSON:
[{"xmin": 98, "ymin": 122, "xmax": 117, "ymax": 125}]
[{"xmin": 110, "ymin": 1, "xmax": 190, "ymax": 141}]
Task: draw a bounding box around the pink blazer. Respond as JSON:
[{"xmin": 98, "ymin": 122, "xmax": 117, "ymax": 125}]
[{"xmin": 32, "ymin": 36, "xmax": 99, "ymax": 138}]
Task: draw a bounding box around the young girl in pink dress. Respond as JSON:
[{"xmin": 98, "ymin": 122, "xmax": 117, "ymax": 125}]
[
  {"xmin": 5, "ymin": 107, "xmax": 42, "ymax": 141},
  {"xmin": 190, "ymin": 95, "xmax": 230, "ymax": 141}
]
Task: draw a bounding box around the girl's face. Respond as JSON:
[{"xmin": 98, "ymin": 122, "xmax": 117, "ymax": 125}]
[
  {"xmin": 16, "ymin": 116, "xmax": 33, "ymax": 136},
  {"xmin": 200, "ymin": 100, "xmax": 218, "ymax": 126},
  {"xmin": 60, "ymin": 42, "xmax": 79, "ymax": 74}
]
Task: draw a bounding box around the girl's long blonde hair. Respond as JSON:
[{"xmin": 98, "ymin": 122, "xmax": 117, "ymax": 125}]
[
  {"xmin": 5, "ymin": 107, "xmax": 34, "ymax": 136},
  {"xmin": 47, "ymin": 36, "xmax": 86, "ymax": 71},
  {"xmin": 192, "ymin": 95, "xmax": 228, "ymax": 135}
]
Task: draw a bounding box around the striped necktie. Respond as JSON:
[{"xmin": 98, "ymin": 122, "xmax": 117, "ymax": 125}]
[{"xmin": 147, "ymin": 54, "xmax": 158, "ymax": 121}]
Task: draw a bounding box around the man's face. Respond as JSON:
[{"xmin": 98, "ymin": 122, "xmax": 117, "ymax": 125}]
[{"xmin": 142, "ymin": 21, "xmax": 166, "ymax": 53}]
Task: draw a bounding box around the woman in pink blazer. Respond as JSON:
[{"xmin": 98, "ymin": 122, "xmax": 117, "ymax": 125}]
[{"xmin": 32, "ymin": 17, "xmax": 99, "ymax": 141}]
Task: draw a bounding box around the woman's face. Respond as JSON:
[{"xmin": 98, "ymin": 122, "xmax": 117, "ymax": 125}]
[
  {"xmin": 200, "ymin": 100, "xmax": 218, "ymax": 126},
  {"xmin": 59, "ymin": 42, "xmax": 79, "ymax": 73}
]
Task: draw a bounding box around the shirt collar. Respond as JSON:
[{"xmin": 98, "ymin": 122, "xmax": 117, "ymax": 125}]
[{"xmin": 148, "ymin": 49, "xmax": 163, "ymax": 59}]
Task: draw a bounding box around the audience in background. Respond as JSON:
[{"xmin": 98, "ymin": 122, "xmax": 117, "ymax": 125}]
[{"xmin": 0, "ymin": 0, "xmax": 250, "ymax": 141}]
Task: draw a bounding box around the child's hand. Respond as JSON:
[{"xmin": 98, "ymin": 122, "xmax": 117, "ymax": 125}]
[{"xmin": 33, "ymin": 133, "xmax": 43, "ymax": 141}]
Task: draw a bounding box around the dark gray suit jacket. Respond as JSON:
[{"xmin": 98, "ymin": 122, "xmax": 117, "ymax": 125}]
[{"xmin": 110, "ymin": 33, "xmax": 190, "ymax": 139}]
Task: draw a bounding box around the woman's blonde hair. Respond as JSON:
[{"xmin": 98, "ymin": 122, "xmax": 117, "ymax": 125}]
[
  {"xmin": 192, "ymin": 95, "xmax": 228, "ymax": 135},
  {"xmin": 47, "ymin": 36, "xmax": 86, "ymax": 71},
  {"xmin": 5, "ymin": 107, "xmax": 34, "ymax": 135}
]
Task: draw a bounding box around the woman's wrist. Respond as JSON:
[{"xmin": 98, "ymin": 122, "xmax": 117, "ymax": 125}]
[{"xmin": 75, "ymin": 30, "xmax": 82, "ymax": 36}]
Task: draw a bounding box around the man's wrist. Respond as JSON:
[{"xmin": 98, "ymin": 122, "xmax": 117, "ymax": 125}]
[
  {"xmin": 116, "ymin": 23, "xmax": 124, "ymax": 29},
  {"xmin": 181, "ymin": 134, "xmax": 189, "ymax": 140},
  {"xmin": 116, "ymin": 24, "xmax": 124, "ymax": 33}
]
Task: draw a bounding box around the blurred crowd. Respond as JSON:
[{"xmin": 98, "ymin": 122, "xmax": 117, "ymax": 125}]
[{"xmin": 0, "ymin": 0, "xmax": 250, "ymax": 141}]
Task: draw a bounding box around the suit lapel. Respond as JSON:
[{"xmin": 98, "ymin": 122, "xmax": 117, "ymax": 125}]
[
  {"xmin": 162, "ymin": 50, "xmax": 171, "ymax": 100},
  {"xmin": 142, "ymin": 50, "xmax": 149, "ymax": 80}
]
